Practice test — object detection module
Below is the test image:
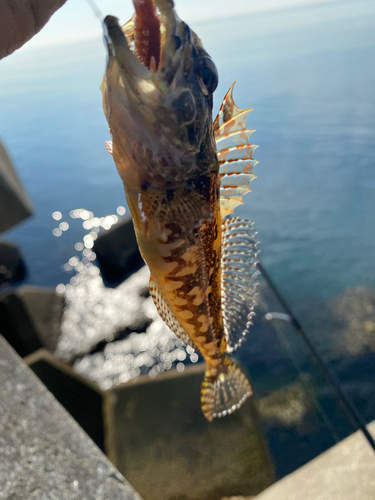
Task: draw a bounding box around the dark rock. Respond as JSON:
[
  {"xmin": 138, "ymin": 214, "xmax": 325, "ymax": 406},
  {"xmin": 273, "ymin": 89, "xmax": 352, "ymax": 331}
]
[
  {"xmin": 257, "ymin": 381, "xmax": 311, "ymax": 428},
  {"xmin": 329, "ymin": 286, "xmax": 375, "ymax": 356},
  {"xmin": 0, "ymin": 285, "xmax": 65, "ymax": 357},
  {"xmin": 0, "ymin": 140, "xmax": 33, "ymax": 234},
  {"xmin": 0, "ymin": 335, "xmax": 142, "ymax": 500},
  {"xmin": 0, "ymin": 240, "xmax": 26, "ymax": 285},
  {"xmin": 104, "ymin": 364, "xmax": 275, "ymax": 500},
  {"xmin": 25, "ymin": 349, "xmax": 105, "ymax": 450},
  {"xmin": 94, "ymin": 216, "xmax": 143, "ymax": 284}
]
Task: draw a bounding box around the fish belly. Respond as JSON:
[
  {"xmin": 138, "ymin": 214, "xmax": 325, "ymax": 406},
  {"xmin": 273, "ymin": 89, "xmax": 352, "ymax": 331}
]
[{"xmin": 124, "ymin": 181, "xmax": 224, "ymax": 358}]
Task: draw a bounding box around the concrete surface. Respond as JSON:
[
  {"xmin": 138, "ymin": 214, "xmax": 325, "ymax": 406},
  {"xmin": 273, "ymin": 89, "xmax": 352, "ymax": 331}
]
[
  {"xmin": 0, "ymin": 335, "xmax": 142, "ymax": 500},
  {"xmin": 105, "ymin": 364, "xmax": 275, "ymax": 500},
  {"xmin": 255, "ymin": 420, "xmax": 375, "ymax": 500},
  {"xmin": 0, "ymin": 140, "xmax": 33, "ymax": 233},
  {"xmin": 25, "ymin": 348, "xmax": 105, "ymax": 450}
]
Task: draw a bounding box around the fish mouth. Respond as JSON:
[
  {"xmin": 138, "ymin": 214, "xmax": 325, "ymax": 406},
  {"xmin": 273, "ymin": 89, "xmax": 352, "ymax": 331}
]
[{"xmin": 103, "ymin": 0, "xmax": 183, "ymax": 90}]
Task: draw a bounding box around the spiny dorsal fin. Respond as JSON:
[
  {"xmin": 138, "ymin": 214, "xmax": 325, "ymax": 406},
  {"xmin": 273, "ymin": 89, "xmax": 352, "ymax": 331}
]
[
  {"xmin": 214, "ymin": 83, "xmax": 258, "ymax": 218},
  {"xmin": 149, "ymin": 276, "xmax": 196, "ymax": 350},
  {"xmin": 221, "ymin": 217, "xmax": 260, "ymax": 352}
]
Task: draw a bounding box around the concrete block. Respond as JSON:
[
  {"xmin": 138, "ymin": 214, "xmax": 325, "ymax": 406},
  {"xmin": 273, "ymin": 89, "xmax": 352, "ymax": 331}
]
[
  {"xmin": 0, "ymin": 335, "xmax": 142, "ymax": 500},
  {"xmin": 0, "ymin": 239, "xmax": 26, "ymax": 285},
  {"xmin": 0, "ymin": 285, "xmax": 65, "ymax": 356},
  {"xmin": 104, "ymin": 364, "xmax": 275, "ymax": 500},
  {"xmin": 255, "ymin": 420, "xmax": 375, "ymax": 500},
  {"xmin": 25, "ymin": 349, "xmax": 105, "ymax": 450},
  {"xmin": 0, "ymin": 140, "xmax": 33, "ymax": 234},
  {"xmin": 94, "ymin": 216, "xmax": 143, "ymax": 284}
]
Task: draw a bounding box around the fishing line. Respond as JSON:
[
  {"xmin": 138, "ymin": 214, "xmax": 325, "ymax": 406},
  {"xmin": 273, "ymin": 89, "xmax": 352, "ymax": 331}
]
[
  {"xmin": 85, "ymin": 0, "xmax": 104, "ymax": 22},
  {"xmin": 258, "ymin": 262, "xmax": 375, "ymax": 454},
  {"xmin": 265, "ymin": 313, "xmax": 340, "ymax": 445}
]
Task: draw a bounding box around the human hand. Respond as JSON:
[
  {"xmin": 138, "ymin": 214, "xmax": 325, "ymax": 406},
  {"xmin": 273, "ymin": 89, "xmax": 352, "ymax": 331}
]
[{"xmin": 0, "ymin": 0, "xmax": 67, "ymax": 59}]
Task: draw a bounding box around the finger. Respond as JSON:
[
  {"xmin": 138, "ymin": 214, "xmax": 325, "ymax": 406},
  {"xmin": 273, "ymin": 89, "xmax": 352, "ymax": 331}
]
[{"xmin": 0, "ymin": 0, "xmax": 67, "ymax": 59}]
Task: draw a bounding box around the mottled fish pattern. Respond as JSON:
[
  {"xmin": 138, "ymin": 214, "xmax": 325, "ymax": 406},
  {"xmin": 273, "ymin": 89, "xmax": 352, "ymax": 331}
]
[{"xmin": 102, "ymin": 0, "xmax": 259, "ymax": 421}]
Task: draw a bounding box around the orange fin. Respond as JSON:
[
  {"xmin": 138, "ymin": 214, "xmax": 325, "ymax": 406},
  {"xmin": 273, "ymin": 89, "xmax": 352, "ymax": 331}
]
[
  {"xmin": 149, "ymin": 276, "xmax": 196, "ymax": 350},
  {"xmin": 214, "ymin": 83, "xmax": 258, "ymax": 218},
  {"xmin": 221, "ymin": 217, "xmax": 260, "ymax": 352},
  {"xmin": 201, "ymin": 356, "xmax": 252, "ymax": 421}
]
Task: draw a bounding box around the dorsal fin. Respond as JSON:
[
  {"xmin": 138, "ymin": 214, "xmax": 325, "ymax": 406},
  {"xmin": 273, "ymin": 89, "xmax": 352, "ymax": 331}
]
[
  {"xmin": 214, "ymin": 83, "xmax": 258, "ymax": 218},
  {"xmin": 221, "ymin": 217, "xmax": 260, "ymax": 352},
  {"xmin": 149, "ymin": 276, "xmax": 196, "ymax": 350}
]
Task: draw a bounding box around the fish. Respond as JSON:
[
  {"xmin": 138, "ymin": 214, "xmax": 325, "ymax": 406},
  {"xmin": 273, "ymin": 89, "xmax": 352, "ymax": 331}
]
[{"xmin": 101, "ymin": 0, "xmax": 259, "ymax": 421}]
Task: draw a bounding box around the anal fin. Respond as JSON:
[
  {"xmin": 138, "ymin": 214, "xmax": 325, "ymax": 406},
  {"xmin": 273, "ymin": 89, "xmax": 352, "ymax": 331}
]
[
  {"xmin": 221, "ymin": 217, "xmax": 260, "ymax": 352},
  {"xmin": 149, "ymin": 276, "xmax": 195, "ymax": 350}
]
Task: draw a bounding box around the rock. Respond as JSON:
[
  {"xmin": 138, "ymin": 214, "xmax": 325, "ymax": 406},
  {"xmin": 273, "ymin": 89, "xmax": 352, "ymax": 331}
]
[
  {"xmin": 25, "ymin": 349, "xmax": 105, "ymax": 450},
  {"xmin": 255, "ymin": 420, "xmax": 375, "ymax": 500},
  {"xmin": 0, "ymin": 285, "xmax": 65, "ymax": 357},
  {"xmin": 94, "ymin": 216, "xmax": 143, "ymax": 284},
  {"xmin": 0, "ymin": 240, "xmax": 26, "ymax": 285},
  {"xmin": 329, "ymin": 286, "xmax": 375, "ymax": 356},
  {"xmin": 0, "ymin": 140, "xmax": 33, "ymax": 234},
  {"xmin": 257, "ymin": 381, "xmax": 310, "ymax": 428},
  {"xmin": 0, "ymin": 335, "xmax": 142, "ymax": 500},
  {"xmin": 104, "ymin": 364, "xmax": 275, "ymax": 500}
]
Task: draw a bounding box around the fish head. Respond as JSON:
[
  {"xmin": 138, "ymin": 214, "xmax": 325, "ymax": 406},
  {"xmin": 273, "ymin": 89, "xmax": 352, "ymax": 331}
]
[{"xmin": 102, "ymin": 0, "xmax": 219, "ymax": 189}]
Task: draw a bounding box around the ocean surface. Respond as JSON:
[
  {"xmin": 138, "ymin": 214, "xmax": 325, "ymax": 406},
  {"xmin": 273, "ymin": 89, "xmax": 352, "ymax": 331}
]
[{"xmin": 1, "ymin": 0, "xmax": 375, "ymax": 476}]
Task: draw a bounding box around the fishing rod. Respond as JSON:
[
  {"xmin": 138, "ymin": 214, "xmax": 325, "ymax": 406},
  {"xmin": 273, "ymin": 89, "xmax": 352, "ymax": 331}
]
[{"xmin": 258, "ymin": 262, "xmax": 375, "ymax": 453}]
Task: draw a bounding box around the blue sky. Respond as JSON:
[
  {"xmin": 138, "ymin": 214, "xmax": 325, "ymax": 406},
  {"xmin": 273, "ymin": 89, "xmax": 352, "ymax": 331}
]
[{"xmin": 23, "ymin": 0, "xmax": 337, "ymax": 50}]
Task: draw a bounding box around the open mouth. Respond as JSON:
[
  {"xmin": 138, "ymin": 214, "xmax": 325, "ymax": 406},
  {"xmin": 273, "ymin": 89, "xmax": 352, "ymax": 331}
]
[
  {"xmin": 104, "ymin": 0, "xmax": 176, "ymax": 76},
  {"xmin": 133, "ymin": 0, "xmax": 161, "ymax": 72}
]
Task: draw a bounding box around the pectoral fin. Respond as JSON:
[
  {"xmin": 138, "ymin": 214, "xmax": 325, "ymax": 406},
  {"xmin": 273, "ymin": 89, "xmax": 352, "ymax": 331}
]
[{"xmin": 105, "ymin": 140, "xmax": 113, "ymax": 155}]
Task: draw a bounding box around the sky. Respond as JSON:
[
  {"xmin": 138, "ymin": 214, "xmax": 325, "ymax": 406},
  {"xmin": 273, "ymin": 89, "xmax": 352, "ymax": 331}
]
[{"xmin": 23, "ymin": 0, "xmax": 338, "ymax": 50}]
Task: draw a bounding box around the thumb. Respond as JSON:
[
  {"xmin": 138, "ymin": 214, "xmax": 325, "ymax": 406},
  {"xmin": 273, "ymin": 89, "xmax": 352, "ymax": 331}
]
[{"xmin": 0, "ymin": 0, "xmax": 67, "ymax": 59}]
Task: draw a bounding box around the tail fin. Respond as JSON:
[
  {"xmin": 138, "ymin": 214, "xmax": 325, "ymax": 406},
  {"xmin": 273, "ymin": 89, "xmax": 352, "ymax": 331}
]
[{"xmin": 201, "ymin": 357, "xmax": 252, "ymax": 422}]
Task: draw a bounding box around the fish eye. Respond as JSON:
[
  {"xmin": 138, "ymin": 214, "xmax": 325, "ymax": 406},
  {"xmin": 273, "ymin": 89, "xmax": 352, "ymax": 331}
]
[{"xmin": 196, "ymin": 57, "xmax": 219, "ymax": 95}]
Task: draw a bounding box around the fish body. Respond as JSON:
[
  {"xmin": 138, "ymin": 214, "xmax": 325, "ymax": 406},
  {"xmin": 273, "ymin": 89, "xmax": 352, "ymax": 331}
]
[{"xmin": 102, "ymin": 0, "xmax": 259, "ymax": 421}]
